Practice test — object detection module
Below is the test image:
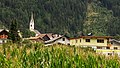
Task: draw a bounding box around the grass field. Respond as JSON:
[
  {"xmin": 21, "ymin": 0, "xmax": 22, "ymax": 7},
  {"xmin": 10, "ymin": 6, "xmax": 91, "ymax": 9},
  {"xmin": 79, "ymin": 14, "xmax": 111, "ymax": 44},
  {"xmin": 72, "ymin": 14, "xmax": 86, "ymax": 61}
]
[{"xmin": 0, "ymin": 42, "xmax": 120, "ymax": 68}]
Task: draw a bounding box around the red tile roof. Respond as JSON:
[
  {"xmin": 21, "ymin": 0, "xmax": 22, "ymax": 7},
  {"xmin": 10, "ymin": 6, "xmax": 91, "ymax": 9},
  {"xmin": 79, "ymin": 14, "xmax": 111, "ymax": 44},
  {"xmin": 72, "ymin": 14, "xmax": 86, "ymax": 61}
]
[{"xmin": 69, "ymin": 36, "xmax": 112, "ymax": 40}]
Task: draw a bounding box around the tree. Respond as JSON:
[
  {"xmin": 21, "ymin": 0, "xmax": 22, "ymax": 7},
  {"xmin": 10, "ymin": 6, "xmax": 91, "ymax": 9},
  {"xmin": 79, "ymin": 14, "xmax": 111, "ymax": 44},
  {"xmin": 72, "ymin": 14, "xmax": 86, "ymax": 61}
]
[
  {"xmin": 8, "ymin": 19, "xmax": 21, "ymax": 43},
  {"xmin": 22, "ymin": 29, "xmax": 35, "ymax": 38}
]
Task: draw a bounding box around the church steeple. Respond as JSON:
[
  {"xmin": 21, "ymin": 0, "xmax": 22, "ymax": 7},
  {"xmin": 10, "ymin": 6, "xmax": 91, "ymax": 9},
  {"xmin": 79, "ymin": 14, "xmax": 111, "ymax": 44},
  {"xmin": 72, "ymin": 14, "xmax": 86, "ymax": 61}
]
[{"xmin": 29, "ymin": 13, "xmax": 34, "ymax": 31}]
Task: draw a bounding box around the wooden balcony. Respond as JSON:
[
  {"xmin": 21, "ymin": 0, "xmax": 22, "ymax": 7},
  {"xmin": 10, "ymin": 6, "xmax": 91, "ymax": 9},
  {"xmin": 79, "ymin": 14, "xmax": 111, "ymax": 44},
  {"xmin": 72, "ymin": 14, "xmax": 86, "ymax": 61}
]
[{"xmin": 0, "ymin": 35, "xmax": 8, "ymax": 39}]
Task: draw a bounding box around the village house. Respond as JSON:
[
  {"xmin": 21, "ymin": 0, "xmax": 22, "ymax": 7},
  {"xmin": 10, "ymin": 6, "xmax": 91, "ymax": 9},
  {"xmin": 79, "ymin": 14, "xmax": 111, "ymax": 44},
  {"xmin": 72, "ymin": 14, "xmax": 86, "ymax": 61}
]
[
  {"xmin": 110, "ymin": 39, "xmax": 120, "ymax": 48},
  {"xmin": 69, "ymin": 36, "xmax": 112, "ymax": 48},
  {"xmin": 25, "ymin": 34, "xmax": 50, "ymax": 43},
  {"xmin": 45, "ymin": 35, "xmax": 70, "ymax": 46},
  {"xmin": 26, "ymin": 33, "xmax": 70, "ymax": 45},
  {"xmin": 69, "ymin": 36, "xmax": 120, "ymax": 56},
  {"xmin": 0, "ymin": 29, "xmax": 9, "ymax": 44},
  {"xmin": 27, "ymin": 13, "xmax": 70, "ymax": 45}
]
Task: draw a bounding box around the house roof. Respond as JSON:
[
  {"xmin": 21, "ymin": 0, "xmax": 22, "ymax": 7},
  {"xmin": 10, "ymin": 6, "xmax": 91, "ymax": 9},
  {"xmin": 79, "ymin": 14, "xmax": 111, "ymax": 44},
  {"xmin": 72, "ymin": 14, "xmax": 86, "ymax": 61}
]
[
  {"xmin": 0, "ymin": 29, "xmax": 9, "ymax": 32},
  {"xmin": 26, "ymin": 34, "xmax": 48, "ymax": 40},
  {"xmin": 110, "ymin": 39, "xmax": 120, "ymax": 44},
  {"xmin": 46, "ymin": 33, "xmax": 53, "ymax": 39},
  {"xmin": 80, "ymin": 36, "xmax": 112, "ymax": 38},
  {"xmin": 69, "ymin": 36, "xmax": 112, "ymax": 40},
  {"xmin": 26, "ymin": 34, "xmax": 51, "ymax": 40},
  {"xmin": 25, "ymin": 36, "xmax": 42, "ymax": 40},
  {"xmin": 37, "ymin": 33, "xmax": 62, "ymax": 39},
  {"xmin": 27, "ymin": 33, "xmax": 63, "ymax": 41},
  {"xmin": 37, "ymin": 34, "xmax": 47, "ymax": 38},
  {"xmin": 44, "ymin": 36, "xmax": 64, "ymax": 44}
]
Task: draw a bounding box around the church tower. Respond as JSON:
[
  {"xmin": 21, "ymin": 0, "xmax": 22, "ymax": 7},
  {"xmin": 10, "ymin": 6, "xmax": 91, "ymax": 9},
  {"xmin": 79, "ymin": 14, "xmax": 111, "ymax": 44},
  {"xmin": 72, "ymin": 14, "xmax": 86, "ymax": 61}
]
[{"xmin": 29, "ymin": 13, "xmax": 34, "ymax": 31}]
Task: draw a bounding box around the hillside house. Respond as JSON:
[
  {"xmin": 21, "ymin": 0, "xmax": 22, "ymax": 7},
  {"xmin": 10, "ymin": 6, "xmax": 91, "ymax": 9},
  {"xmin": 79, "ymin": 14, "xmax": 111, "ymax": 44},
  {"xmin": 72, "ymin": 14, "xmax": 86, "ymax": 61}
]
[
  {"xmin": 45, "ymin": 36, "xmax": 70, "ymax": 46},
  {"xmin": 0, "ymin": 29, "xmax": 9, "ymax": 44},
  {"xmin": 25, "ymin": 34, "xmax": 50, "ymax": 43},
  {"xmin": 69, "ymin": 36, "xmax": 120, "ymax": 56},
  {"xmin": 26, "ymin": 33, "xmax": 69, "ymax": 45},
  {"xmin": 69, "ymin": 36, "xmax": 112, "ymax": 48},
  {"xmin": 110, "ymin": 39, "xmax": 120, "ymax": 48},
  {"xmin": 96, "ymin": 39, "xmax": 120, "ymax": 56}
]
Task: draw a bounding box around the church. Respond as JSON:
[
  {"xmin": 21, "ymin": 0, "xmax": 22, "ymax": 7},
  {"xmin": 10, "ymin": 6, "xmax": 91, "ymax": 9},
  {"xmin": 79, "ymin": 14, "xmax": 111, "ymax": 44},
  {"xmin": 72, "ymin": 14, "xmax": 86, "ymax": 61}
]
[
  {"xmin": 28, "ymin": 13, "xmax": 70, "ymax": 46},
  {"xmin": 29, "ymin": 13, "xmax": 41, "ymax": 36}
]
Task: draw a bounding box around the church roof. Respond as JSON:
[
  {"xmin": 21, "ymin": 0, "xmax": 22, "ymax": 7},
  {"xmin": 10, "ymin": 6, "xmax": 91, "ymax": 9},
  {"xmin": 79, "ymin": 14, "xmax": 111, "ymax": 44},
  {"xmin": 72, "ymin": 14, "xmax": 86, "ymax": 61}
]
[{"xmin": 33, "ymin": 29, "xmax": 41, "ymax": 35}]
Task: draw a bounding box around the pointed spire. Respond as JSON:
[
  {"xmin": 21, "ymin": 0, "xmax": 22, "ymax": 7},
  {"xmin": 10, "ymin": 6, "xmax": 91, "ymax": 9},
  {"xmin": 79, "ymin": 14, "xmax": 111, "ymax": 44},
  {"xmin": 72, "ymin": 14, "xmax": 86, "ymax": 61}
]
[
  {"xmin": 31, "ymin": 12, "xmax": 34, "ymax": 21},
  {"xmin": 29, "ymin": 12, "xmax": 34, "ymax": 31}
]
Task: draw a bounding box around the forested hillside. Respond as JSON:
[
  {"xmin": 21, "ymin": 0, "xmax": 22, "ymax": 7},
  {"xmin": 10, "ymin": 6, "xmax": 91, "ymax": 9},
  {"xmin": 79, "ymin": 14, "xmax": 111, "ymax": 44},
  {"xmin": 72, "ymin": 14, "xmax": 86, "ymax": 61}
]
[
  {"xmin": 84, "ymin": 0, "xmax": 120, "ymax": 36},
  {"xmin": 0, "ymin": 0, "xmax": 120, "ymax": 37}
]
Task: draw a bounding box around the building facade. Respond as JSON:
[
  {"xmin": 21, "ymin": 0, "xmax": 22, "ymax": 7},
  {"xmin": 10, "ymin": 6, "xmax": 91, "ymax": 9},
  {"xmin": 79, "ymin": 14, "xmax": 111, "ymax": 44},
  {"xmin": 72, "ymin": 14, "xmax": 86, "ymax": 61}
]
[
  {"xmin": 45, "ymin": 36, "xmax": 70, "ymax": 46},
  {"xmin": 69, "ymin": 36, "xmax": 120, "ymax": 56},
  {"xmin": 0, "ymin": 29, "xmax": 9, "ymax": 44},
  {"xmin": 70, "ymin": 36, "xmax": 111, "ymax": 48}
]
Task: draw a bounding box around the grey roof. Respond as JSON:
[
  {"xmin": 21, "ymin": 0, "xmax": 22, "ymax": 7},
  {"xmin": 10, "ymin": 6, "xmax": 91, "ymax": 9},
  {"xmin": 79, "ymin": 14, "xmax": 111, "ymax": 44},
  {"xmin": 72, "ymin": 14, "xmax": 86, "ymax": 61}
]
[
  {"xmin": 44, "ymin": 36, "xmax": 63, "ymax": 44},
  {"xmin": 110, "ymin": 39, "xmax": 120, "ymax": 44},
  {"xmin": 33, "ymin": 29, "xmax": 41, "ymax": 34}
]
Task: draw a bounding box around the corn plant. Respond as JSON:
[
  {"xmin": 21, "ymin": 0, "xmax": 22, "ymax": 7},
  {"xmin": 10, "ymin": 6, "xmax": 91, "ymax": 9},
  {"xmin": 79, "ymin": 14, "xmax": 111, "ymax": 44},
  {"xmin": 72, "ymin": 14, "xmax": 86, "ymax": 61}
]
[{"xmin": 0, "ymin": 43, "xmax": 120, "ymax": 68}]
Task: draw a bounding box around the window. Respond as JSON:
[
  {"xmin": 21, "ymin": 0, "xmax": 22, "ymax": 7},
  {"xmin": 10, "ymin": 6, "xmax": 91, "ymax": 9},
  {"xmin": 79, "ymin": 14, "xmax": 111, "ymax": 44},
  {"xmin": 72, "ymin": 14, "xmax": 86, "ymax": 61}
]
[
  {"xmin": 97, "ymin": 46, "xmax": 102, "ymax": 49},
  {"xmin": 3, "ymin": 40, "xmax": 5, "ymax": 43},
  {"xmin": 108, "ymin": 53, "xmax": 112, "ymax": 55},
  {"xmin": 111, "ymin": 42, "xmax": 113, "ymax": 44},
  {"xmin": 76, "ymin": 40, "xmax": 77, "ymax": 43},
  {"xmin": 106, "ymin": 47, "xmax": 110, "ymax": 49},
  {"xmin": 86, "ymin": 39, "xmax": 90, "ymax": 42},
  {"xmin": 114, "ymin": 47, "xmax": 118, "ymax": 50},
  {"xmin": 62, "ymin": 38, "xmax": 65, "ymax": 41},
  {"xmin": 80, "ymin": 39, "xmax": 81, "ymax": 42},
  {"xmin": 97, "ymin": 39, "xmax": 104, "ymax": 43}
]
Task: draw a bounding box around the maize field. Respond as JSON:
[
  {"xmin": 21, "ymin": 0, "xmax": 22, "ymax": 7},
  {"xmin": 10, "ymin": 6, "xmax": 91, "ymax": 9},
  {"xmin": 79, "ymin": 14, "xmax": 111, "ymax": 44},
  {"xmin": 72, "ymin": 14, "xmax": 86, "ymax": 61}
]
[{"xmin": 0, "ymin": 42, "xmax": 120, "ymax": 68}]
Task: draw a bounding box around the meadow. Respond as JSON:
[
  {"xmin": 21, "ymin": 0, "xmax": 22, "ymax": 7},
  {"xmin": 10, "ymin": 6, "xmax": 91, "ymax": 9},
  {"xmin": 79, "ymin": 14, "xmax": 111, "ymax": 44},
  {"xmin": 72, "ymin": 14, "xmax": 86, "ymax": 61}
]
[{"xmin": 0, "ymin": 42, "xmax": 120, "ymax": 68}]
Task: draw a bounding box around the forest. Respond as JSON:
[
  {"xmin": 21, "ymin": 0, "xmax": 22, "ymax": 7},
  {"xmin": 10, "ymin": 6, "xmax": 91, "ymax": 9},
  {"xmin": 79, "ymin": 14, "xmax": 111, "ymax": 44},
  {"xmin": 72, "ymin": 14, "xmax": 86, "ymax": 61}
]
[{"xmin": 0, "ymin": 0, "xmax": 120, "ymax": 37}]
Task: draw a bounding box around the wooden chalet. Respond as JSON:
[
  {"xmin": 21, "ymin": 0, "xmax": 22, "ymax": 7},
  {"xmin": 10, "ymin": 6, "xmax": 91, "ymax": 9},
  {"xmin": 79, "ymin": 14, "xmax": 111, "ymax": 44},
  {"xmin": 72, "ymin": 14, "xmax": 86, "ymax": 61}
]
[{"xmin": 0, "ymin": 29, "xmax": 9, "ymax": 44}]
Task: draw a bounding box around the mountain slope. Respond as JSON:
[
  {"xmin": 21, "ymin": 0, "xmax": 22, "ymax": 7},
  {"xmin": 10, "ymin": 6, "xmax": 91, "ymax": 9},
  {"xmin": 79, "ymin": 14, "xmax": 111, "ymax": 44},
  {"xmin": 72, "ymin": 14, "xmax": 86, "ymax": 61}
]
[
  {"xmin": 84, "ymin": 0, "xmax": 113, "ymax": 36},
  {"xmin": 0, "ymin": 0, "xmax": 120, "ymax": 37},
  {"xmin": 84, "ymin": 0, "xmax": 120, "ymax": 36},
  {"xmin": 0, "ymin": 0, "xmax": 87, "ymax": 37}
]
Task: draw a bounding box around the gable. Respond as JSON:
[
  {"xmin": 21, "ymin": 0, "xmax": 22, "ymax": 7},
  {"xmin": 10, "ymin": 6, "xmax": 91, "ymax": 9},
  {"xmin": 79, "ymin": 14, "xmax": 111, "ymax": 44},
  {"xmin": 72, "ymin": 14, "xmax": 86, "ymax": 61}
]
[
  {"xmin": 0, "ymin": 30, "xmax": 9, "ymax": 35},
  {"xmin": 43, "ymin": 35, "xmax": 50, "ymax": 41}
]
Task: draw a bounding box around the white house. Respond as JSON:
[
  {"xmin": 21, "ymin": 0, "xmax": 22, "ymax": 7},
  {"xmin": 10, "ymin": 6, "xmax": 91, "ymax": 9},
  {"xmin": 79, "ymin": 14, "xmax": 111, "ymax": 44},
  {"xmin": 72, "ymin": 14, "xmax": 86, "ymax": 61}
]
[{"xmin": 44, "ymin": 36, "xmax": 70, "ymax": 46}]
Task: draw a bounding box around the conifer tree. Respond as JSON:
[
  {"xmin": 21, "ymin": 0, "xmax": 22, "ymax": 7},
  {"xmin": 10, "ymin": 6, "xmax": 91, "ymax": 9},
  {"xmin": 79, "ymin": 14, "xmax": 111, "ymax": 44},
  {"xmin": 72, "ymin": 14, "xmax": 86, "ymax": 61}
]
[{"xmin": 8, "ymin": 19, "xmax": 21, "ymax": 43}]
